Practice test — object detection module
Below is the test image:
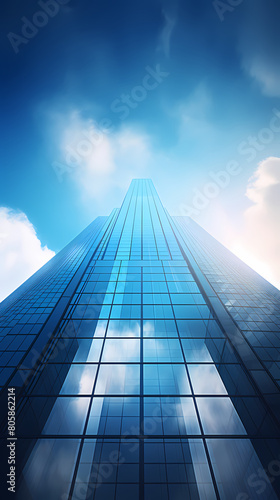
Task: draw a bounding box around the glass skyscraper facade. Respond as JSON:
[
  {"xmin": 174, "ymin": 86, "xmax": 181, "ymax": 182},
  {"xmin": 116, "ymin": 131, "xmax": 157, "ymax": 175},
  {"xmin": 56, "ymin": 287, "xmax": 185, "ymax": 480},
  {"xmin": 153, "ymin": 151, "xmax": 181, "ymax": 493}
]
[{"xmin": 0, "ymin": 179, "xmax": 280, "ymax": 500}]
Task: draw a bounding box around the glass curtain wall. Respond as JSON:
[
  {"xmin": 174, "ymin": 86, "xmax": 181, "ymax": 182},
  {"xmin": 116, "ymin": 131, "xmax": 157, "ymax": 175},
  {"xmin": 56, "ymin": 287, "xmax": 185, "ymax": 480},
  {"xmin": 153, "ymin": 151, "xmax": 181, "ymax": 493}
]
[{"xmin": 0, "ymin": 180, "xmax": 279, "ymax": 500}]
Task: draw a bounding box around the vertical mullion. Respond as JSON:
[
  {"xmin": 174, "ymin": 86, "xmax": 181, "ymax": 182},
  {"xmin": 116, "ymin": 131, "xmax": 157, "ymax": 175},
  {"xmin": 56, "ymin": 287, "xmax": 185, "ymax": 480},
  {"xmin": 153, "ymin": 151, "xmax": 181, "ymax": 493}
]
[
  {"xmin": 163, "ymin": 264, "xmax": 221, "ymax": 500},
  {"xmin": 139, "ymin": 265, "xmax": 144, "ymax": 500},
  {"xmin": 68, "ymin": 262, "xmax": 120, "ymax": 499}
]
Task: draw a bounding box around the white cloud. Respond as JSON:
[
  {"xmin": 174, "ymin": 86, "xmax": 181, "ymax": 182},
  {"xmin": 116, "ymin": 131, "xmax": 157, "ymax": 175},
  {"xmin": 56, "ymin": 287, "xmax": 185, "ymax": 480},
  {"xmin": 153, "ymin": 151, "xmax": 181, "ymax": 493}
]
[
  {"xmin": 49, "ymin": 81, "xmax": 216, "ymax": 218},
  {"xmin": 0, "ymin": 208, "xmax": 55, "ymax": 303},
  {"xmin": 157, "ymin": 9, "xmax": 176, "ymax": 58},
  {"xmin": 230, "ymin": 157, "xmax": 280, "ymax": 288},
  {"xmin": 238, "ymin": 1, "xmax": 280, "ymax": 96},
  {"xmin": 177, "ymin": 83, "xmax": 215, "ymax": 140},
  {"xmin": 193, "ymin": 157, "xmax": 280, "ymax": 290},
  {"xmin": 52, "ymin": 111, "xmax": 161, "ymax": 207},
  {"xmin": 204, "ymin": 157, "xmax": 280, "ymax": 290},
  {"xmin": 242, "ymin": 58, "xmax": 280, "ymax": 98}
]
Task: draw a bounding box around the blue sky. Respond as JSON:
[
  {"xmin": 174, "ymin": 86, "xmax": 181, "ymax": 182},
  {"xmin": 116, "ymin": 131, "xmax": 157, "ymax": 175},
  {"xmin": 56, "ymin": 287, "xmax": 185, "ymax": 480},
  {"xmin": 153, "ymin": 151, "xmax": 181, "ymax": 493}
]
[{"xmin": 1, "ymin": 0, "xmax": 280, "ymax": 298}]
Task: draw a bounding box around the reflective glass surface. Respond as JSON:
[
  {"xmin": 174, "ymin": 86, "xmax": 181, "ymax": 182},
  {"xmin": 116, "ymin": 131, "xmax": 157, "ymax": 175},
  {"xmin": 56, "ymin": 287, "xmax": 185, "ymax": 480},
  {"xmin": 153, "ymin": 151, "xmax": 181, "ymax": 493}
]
[{"xmin": 0, "ymin": 180, "xmax": 279, "ymax": 499}]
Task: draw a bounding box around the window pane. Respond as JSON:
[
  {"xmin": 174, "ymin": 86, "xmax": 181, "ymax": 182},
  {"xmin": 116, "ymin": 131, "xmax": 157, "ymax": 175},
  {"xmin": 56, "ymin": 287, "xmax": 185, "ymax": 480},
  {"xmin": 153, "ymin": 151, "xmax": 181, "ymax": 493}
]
[
  {"xmin": 197, "ymin": 398, "xmax": 246, "ymax": 435},
  {"xmin": 102, "ymin": 339, "xmax": 140, "ymax": 362},
  {"xmin": 144, "ymin": 365, "xmax": 191, "ymax": 395},
  {"xmin": 42, "ymin": 397, "xmax": 90, "ymax": 435},
  {"xmin": 188, "ymin": 365, "xmax": 227, "ymax": 395},
  {"xmin": 60, "ymin": 365, "xmax": 97, "ymax": 395},
  {"xmin": 95, "ymin": 365, "xmax": 140, "ymax": 395}
]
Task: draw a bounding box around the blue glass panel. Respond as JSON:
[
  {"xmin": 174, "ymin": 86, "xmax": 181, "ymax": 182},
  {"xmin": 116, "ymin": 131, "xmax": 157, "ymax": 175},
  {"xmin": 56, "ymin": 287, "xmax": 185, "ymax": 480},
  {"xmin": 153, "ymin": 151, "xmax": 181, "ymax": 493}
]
[
  {"xmin": 72, "ymin": 339, "xmax": 103, "ymax": 362},
  {"xmin": 106, "ymin": 320, "xmax": 140, "ymax": 337},
  {"xmin": 21, "ymin": 439, "xmax": 80, "ymax": 500},
  {"xmin": 95, "ymin": 365, "xmax": 140, "ymax": 395},
  {"xmin": 143, "ymin": 339, "xmax": 183, "ymax": 362},
  {"xmin": 181, "ymin": 339, "xmax": 213, "ymax": 362},
  {"xmin": 207, "ymin": 439, "xmax": 278, "ymax": 500},
  {"xmin": 102, "ymin": 339, "xmax": 140, "ymax": 362},
  {"xmin": 60, "ymin": 365, "xmax": 97, "ymax": 395},
  {"xmin": 143, "ymin": 320, "xmax": 177, "ymax": 337},
  {"xmin": 197, "ymin": 398, "xmax": 246, "ymax": 435},
  {"xmin": 144, "ymin": 364, "xmax": 191, "ymax": 395},
  {"xmin": 144, "ymin": 397, "xmax": 200, "ymax": 435},
  {"xmin": 177, "ymin": 319, "xmax": 207, "ymax": 338},
  {"xmin": 42, "ymin": 397, "xmax": 90, "ymax": 435},
  {"xmin": 188, "ymin": 364, "xmax": 227, "ymax": 395}
]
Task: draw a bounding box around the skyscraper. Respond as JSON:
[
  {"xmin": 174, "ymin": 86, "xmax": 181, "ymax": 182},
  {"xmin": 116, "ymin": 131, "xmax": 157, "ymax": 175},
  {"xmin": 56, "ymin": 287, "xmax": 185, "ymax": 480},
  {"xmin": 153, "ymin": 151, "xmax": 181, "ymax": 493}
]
[{"xmin": 0, "ymin": 179, "xmax": 280, "ymax": 500}]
